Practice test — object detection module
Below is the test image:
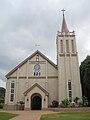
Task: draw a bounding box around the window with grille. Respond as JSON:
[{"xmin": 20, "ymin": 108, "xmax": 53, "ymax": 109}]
[
  {"xmin": 68, "ymin": 80, "xmax": 72, "ymax": 98},
  {"xmin": 66, "ymin": 40, "xmax": 69, "ymax": 53},
  {"xmin": 10, "ymin": 81, "xmax": 15, "ymax": 102},
  {"xmin": 34, "ymin": 64, "xmax": 41, "ymax": 77},
  {"xmin": 71, "ymin": 40, "xmax": 74, "ymax": 53}
]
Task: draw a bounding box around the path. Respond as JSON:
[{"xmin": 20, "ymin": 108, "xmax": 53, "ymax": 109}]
[{"xmin": 0, "ymin": 110, "xmax": 55, "ymax": 120}]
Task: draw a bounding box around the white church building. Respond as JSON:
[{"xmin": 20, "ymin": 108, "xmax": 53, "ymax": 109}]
[{"xmin": 4, "ymin": 12, "xmax": 82, "ymax": 110}]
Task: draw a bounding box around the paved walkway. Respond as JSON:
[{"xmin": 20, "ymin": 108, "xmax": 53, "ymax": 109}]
[
  {"xmin": 1, "ymin": 108, "xmax": 90, "ymax": 120},
  {"xmin": 0, "ymin": 110, "xmax": 55, "ymax": 120}
]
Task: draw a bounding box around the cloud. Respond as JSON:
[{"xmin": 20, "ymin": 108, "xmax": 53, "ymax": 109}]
[{"xmin": 0, "ymin": 0, "xmax": 90, "ymax": 87}]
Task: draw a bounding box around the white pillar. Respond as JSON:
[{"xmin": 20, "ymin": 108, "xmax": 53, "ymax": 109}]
[
  {"xmin": 15, "ymin": 68, "xmax": 19, "ymax": 104},
  {"xmin": 26, "ymin": 60, "xmax": 29, "ymax": 90}
]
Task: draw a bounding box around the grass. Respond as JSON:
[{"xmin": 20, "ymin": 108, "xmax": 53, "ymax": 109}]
[
  {"xmin": 0, "ymin": 112, "xmax": 18, "ymax": 120},
  {"xmin": 40, "ymin": 112, "xmax": 90, "ymax": 120}
]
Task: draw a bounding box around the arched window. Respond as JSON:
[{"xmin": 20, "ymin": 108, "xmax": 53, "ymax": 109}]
[
  {"xmin": 66, "ymin": 40, "xmax": 69, "ymax": 53},
  {"xmin": 36, "ymin": 54, "xmax": 39, "ymax": 61},
  {"xmin": 71, "ymin": 40, "xmax": 74, "ymax": 53},
  {"xmin": 34, "ymin": 64, "xmax": 41, "ymax": 77},
  {"xmin": 60, "ymin": 40, "xmax": 63, "ymax": 53},
  {"xmin": 10, "ymin": 81, "xmax": 15, "ymax": 102}
]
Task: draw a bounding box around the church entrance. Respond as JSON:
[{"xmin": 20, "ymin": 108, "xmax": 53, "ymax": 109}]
[{"xmin": 31, "ymin": 93, "xmax": 42, "ymax": 110}]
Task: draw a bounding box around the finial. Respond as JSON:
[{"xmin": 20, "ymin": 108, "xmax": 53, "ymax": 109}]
[
  {"xmin": 61, "ymin": 9, "xmax": 69, "ymax": 33},
  {"xmin": 61, "ymin": 9, "xmax": 65, "ymax": 16}
]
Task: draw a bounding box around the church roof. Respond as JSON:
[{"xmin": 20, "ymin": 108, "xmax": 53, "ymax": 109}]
[
  {"xmin": 6, "ymin": 50, "xmax": 57, "ymax": 78},
  {"xmin": 61, "ymin": 13, "xmax": 69, "ymax": 33},
  {"xmin": 24, "ymin": 83, "xmax": 49, "ymax": 96}
]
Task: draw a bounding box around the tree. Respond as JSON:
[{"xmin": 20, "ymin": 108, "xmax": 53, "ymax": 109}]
[
  {"xmin": 0, "ymin": 87, "xmax": 5, "ymax": 100},
  {"xmin": 80, "ymin": 55, "xmax": 90, "ymax": 106},
  {"xmin": 0, "ymin": 87, "xmax": 5, "ymax": 108}
]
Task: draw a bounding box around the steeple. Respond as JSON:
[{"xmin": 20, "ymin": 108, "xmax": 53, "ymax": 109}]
[
  {"xmin": 57, "ymin": 10, "xmax": 82, "ymax": 104},
  {"xmin": 61, "ymin": 9, "xmax": 69, "ymax": 33}
]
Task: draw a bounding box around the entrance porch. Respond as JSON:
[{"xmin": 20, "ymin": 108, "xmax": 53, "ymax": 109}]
[{"xmin": 24, "ymin": 83, "xmax": 49, "ymax": 110}]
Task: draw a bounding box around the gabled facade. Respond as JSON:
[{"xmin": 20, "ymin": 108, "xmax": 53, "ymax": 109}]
[
  {"xmin": 4, "ymin": 12, "xmax": 82, "ymax": 110},
  {"xmin": 4, "ymin": 50, "xmax": 58, "ymax": 110}
]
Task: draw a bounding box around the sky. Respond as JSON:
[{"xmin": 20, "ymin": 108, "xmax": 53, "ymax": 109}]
[{"xmin": 0, "ymin": 0, "xmax": 90, "ymax": 88}]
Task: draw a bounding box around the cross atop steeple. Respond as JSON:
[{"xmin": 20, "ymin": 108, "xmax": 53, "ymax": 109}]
[
  {"xmin": 61, "ymin": 9, "xmax": 69, "ymax": 33},
  {"xmin": 61, "ymin": 9, "xmax": 65, "ymax": 16}
]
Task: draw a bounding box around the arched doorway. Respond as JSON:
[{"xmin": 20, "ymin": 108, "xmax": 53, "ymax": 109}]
[{"xmin": 31, "ymin": 93, "xmax": 42, "ymax": 110}]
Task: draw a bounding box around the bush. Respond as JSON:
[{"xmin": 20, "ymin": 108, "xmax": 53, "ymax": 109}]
[
  {"xmin": 0, "ymin": 99, "xmax": 4, "ymax": 109},
  {"xmin": 52, "ymin": 100, "xmax": 59, "ymax": 107},
  {"xmin": 73, "ymin": 97, "xmax": 80, "ymax": 104},
  {"xmin": 0, "ymin": 103, "xmax": 4, "ymax": 108},
  {"xmin": 82, "ymin": 96, "xmax": 89, "ymax": 107},
  {"xmin": 60, "ymin": 99, "xmax": 69, "ymax": 108}
]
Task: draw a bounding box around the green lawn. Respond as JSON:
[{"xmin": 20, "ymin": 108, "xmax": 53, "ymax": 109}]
[
  {"xmin": 0, "ymin": 112, "xmax": 18, "ymax": 120},
  {"xmin": 40, "ymin": 112, "xmax": 90, "ymax": 120}
]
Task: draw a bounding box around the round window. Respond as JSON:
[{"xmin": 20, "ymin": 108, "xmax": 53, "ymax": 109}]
[{"xmin": 34, "ymin": 64, "xmax": 40, "ymax": 71}]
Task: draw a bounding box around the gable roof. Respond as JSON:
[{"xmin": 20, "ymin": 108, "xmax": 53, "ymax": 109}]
[
  {"xmin": 24, "ymin": 83, "xmax": 49, "ymax": 96},
  {"xmin": 6, "ymin": 50, "xmax": 57, "ymax": 78}
]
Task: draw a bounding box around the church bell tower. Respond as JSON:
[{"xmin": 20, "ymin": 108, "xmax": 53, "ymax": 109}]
[{"xmin": 57, "ymin": 10, "xmax": 82, "ymax": 104}]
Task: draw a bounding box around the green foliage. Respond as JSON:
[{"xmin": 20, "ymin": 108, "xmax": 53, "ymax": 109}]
[
  {"xmin": 81, "ymin": 96, "xmax": 89, "ymax": 106},
  {"xmin": 40, "ymin": 112, "xmax": 90, "ymax": 120},
  {"xmin": 60, "ymin": 97, "xmax": 83, "ymax": 108},
  {"xmin": 60, "ymin": 99, "xmax": 69, "ymax": 108},
  {"xmin": 0, "ymin": 87, "xmax": 5, "ymax": 108},
  {"xmin": 80, "ymin": 55, "xmax": 90, "ymax": 106},
  {"xmin": 73, "ymin": 97, "xmax": 80, "ymax": 104},
  {"xmin": 0, "ymin": 103, "xmax": 4, "ymax": 108},
  {"xmin": 0, "ymin": 87, "xmax": 5, "ymax": 100},
  {"xmin": 0, "ymin": 112, "xmax": 18, "ymax": 120}
]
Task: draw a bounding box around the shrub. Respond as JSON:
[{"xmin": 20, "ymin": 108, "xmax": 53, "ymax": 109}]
[
  {"xmin": 0, "ymin": 103, "xmax": 4, "ymax": 108},
  {"xmin": 60, "ymin": 99, "xmax": 69, "ymax": 108},
  {"xmin": 52, "ymin": 100, "xmax": 59, "ymax": 107},
  {"xmin": 73, "ymin": 97, "xmax": 80, "ymax": 104},
  {"xmin": 82, "ymin": 96, "xmax": 89, "ymax": 107}
]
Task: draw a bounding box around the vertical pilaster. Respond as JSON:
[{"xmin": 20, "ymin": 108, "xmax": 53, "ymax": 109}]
[
  {"xmin": 15, "ymin": 68, "xmax": 19, "ymax": 103},
  {"xmin": 26, "ymin": 60, "xmax": 29, "ymax": 90},
  {"xmin": 5, "ymin": 80, "xmax": 10, "ymax": 104},
  {"xmin": 45, "ymin": 60, "xmax": 48, "ymax": 91}
]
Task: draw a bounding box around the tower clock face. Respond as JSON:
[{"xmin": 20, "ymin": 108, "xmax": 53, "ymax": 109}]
[{"xmin": 34, "ymin": 64, "xmax": 40, "ymax": 71}]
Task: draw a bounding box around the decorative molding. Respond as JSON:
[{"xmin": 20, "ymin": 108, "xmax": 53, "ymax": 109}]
[
  {"xmin": 8, "ymin": 77, "xmax": 17, "ymax": 79},
  {"xmin": 59, "ymin": 54, "xmax": 65, "ymax": 56},
  {"xmin": 28, "ymin": 77, "xmax": 46, "ymax": 79},
  {"xmin": 7, "ymin": 76, "xmax": 58, "ymax": 79},
  {"xmin": 70, "ymin": 35, "xmax": 75, "ymax": 37},
  {"xmin": 29, "ymin": 61, "xmax": 46, "ymax": 64},
  {"xmin": 66, "ymin": 54, "xmax": 70, "ymax": 56},
  {"xmin": 48, "ymin": 76, "xmax": 58, "ymax": 78},
  {"xmin": 59, "ymin": 53, "xmax": 77, "ymax": 57},
  {"xmin": 71, "ymin": 54, "xmax": 77, "ymax": 56}
]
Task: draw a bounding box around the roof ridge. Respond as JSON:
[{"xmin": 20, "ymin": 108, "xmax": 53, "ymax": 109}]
[
  {"xmin": 6, "ymin": 50, "xmax": 57, "ymax": 78},
  {"xmin": 24, "ymin": 83, "xmax": 49, "ymax": 96}
]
